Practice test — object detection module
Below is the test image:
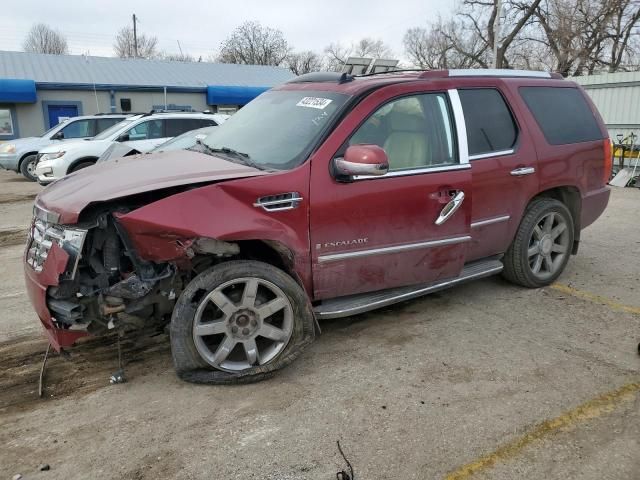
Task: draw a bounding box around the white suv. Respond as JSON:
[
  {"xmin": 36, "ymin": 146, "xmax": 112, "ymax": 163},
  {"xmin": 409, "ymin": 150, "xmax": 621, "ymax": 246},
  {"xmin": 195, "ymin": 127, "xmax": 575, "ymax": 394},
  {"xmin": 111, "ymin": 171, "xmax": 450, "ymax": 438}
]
[
  {"xmin": 35, "ymin": 112, "xmax": 227, "ymax": 184},
  {"xmin": 0, "ymin": 114, "xmax": 128, "ymax": 181}
]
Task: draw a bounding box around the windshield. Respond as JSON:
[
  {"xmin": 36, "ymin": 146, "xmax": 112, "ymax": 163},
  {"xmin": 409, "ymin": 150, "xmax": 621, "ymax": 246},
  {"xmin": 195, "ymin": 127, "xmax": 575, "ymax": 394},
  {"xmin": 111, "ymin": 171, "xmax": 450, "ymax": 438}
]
[
  {"xmin": 152, "ymin": 126, "xmax": 217, "ymax": 152},
  {"xmin": 93, "ymin": 119, "xmax": 135, "ymax": 140},
  {"xmin": 96, "ymin": 143, "xmax": 139, "ymax": 163},
  {"xmin": 42, "ymin": 121, "xmax": 68, "ymax": 138},
  {"xmin": 202, "ymin": 90, "xmax": 349, "ymax": 170}
]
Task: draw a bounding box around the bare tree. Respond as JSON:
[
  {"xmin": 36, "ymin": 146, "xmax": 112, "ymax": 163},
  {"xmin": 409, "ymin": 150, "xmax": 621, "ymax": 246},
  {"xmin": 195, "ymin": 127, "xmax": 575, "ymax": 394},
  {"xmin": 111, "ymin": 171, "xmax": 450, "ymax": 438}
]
[
  {"xmin": 353, "ymin": 37, "xmax": 394, "ymax": 58},
  {"xmin": 404, "ymin": 19, "xmax": 490, "ymax": 69},
  {"xmin": 404, "ymin": 0, "xmax": 640, "ymax": 75},
  {"xmin": 601, "ymin": 0, "xmax": 640, "ymax": 72},
  {"xmin": 23, "ymin": 23, "xmax": 69, "ymax": 55},
  {"xmin": 217, "ymin": 21, "xmax": 290, "ymax": 66},
  {"xmin": 287, "ymin": 50, "xmax": 324, "ymax": 75},
  {"xmin": 161, "ymin": 52, "xmax": 196, "ymax": 62},
  {"xmin": 323, "ymin": 38, "xmax": 394, "ymax": 71},
  {"xmin": 323, "ymin": 42, "xmax": 352, "ymax": 70},
  {"xmin": 113, "ymin": 26, "xmax": 158, "ymax": 59},
  {"xmin": 455, "ymin": 0, "xmax": 543, "ymax": 68}
]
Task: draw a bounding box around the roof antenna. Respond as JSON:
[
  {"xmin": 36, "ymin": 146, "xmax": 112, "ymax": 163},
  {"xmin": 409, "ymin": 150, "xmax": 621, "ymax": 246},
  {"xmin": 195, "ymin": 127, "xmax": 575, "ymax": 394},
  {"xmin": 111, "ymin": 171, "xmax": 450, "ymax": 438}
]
[{"xmin": 339, "ymin": 72, "xmax": 354, "ymax": 84}]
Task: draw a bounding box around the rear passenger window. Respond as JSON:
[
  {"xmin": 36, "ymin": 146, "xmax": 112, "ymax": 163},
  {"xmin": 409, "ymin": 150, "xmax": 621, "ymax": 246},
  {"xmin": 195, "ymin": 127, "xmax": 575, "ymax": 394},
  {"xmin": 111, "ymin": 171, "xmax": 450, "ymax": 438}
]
[
  {"xmin": 459, "ymin": 89, "xmax": 517, "ymax": 157},
  {"xmin": 519, "ymin": 87, "xmax": 603, "ymax": 145},
  {"xmin": 166, "ymin": 118, "xmax": 215, "ymax": 137},
  {"xmin": 96, "ymin": 118, "xmax": 121, "ymax": 133}
]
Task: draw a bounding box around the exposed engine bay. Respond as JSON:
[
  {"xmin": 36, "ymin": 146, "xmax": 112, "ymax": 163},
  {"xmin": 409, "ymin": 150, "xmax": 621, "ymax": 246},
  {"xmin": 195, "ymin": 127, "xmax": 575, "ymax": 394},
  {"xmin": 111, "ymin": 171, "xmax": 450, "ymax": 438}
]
[{"xmin": 28, "ymin": 202, "xmax": 240, "ymax": 342}]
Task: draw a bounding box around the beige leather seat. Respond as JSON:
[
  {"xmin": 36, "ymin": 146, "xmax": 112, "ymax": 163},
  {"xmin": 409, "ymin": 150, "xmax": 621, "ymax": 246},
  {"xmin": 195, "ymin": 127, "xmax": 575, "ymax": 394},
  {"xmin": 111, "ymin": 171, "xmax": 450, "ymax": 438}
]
[{"xmin": 382, "ymin": 111, "xmax": 429, "ymax": 170}]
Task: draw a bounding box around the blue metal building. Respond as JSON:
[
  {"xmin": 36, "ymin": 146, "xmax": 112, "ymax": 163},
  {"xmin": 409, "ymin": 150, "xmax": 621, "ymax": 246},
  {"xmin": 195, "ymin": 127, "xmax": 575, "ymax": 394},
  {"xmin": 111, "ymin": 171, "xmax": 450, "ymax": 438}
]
[{"xmin": 0, "ymin": 50, "xmax": 293, "ymax": 140}]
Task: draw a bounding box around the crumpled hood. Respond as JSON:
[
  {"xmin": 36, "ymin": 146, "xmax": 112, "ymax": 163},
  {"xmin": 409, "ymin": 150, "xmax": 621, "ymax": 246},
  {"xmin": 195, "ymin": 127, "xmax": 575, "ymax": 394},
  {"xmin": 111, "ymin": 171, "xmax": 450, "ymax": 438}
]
[{"xmin": 37, "ymin": 149, "xmax": 267, "ymax": 224}]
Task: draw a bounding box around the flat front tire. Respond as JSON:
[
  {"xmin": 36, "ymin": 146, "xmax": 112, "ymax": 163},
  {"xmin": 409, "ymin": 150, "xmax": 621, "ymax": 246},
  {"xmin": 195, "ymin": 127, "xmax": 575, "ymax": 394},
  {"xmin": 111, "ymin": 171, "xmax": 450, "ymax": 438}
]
[
  {"xmin": 503, "ymin": 198, "xmax": 574, "ymax": 288},
  {"xmin": 170, "ymin": 260, "xmax": 315, "ymax": 384}
]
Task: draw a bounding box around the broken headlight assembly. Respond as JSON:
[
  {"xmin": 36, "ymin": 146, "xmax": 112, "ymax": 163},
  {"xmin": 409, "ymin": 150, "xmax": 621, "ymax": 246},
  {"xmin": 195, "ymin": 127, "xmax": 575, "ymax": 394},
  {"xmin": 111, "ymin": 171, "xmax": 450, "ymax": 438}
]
[{"xmin": 27, "ymin": 204, "xmax": 87, "ymax": 279}]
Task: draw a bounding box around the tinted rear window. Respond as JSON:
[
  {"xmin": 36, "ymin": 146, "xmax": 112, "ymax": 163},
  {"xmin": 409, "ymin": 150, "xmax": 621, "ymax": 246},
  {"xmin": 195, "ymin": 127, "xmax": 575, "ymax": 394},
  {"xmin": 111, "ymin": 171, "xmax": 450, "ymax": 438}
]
[
  {"xmin": 458, "ymin": 88, "xmax": 518, "ymax": 156},
  {"xmin": 519, "ymin": 87, "xmax": 603, "ymax": 145}
]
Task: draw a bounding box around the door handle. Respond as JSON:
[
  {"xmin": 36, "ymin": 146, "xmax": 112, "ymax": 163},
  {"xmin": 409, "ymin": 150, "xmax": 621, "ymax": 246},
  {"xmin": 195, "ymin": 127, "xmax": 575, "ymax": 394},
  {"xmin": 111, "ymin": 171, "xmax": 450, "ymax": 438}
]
[
  {"xmin": 510, "ymin": 166, "xmax": 536, "ymax": 176},
  {"xmin": 435, "ymin": 191, "xmax": 465, "ymax": 225}
]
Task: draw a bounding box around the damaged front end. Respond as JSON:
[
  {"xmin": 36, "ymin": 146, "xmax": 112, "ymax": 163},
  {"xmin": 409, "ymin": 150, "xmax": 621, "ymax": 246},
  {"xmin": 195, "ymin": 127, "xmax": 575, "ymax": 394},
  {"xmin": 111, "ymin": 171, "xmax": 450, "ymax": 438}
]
[{"xmin": 24, "ymin": 203, "xmax": 185, "ymax": 351}]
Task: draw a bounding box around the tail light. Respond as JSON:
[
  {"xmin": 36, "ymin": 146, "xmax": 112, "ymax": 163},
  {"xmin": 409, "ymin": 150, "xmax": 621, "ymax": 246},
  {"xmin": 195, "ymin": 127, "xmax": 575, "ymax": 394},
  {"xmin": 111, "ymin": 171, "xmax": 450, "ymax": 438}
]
[{"xmin": 603, "ymin": 138, "xmax": 612, "ymax": 184}]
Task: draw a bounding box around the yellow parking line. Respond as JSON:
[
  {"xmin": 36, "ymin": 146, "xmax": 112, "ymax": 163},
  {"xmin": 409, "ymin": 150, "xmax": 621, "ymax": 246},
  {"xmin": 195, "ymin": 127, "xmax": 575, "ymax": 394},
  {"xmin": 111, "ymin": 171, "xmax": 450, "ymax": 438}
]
[
  {"xmin": 550, "ymin": 283, "xmax": 640, "ymax": 315},
  {"xmin": 444, "ymin": 382, "xmax": 640, "ymax": 480}
]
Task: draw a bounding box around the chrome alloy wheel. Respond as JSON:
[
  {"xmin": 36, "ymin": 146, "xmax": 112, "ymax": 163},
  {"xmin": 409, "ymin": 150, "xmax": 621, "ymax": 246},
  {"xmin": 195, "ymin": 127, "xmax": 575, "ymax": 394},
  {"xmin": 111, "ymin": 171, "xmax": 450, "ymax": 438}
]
[
  {"xmin": 192, "ymin": 277, "xmax": 294, "ymax": 372},
  {"xmin": 527, "ymin": 212, "xmax": 570, "ymax": 280}
]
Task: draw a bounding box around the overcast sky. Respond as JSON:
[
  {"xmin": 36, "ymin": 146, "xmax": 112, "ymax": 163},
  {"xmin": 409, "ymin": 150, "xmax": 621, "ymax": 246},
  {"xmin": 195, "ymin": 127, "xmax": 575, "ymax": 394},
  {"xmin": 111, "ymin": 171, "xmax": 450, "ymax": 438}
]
[{"xmin": 0, "ymin": 0, "xmax": 455, "ymax": 60}]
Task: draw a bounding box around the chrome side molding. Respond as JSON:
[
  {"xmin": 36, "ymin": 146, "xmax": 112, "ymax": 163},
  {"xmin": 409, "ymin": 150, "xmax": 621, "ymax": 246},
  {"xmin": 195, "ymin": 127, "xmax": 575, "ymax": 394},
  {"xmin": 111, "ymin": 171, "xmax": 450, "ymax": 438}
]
[
  {"xmin": 317, "ymin": 235, "xmax": 471, "ymax": 264},
  {"xmin": 471, "ymin": 215, "xmax": 510, "ymax": 229}
]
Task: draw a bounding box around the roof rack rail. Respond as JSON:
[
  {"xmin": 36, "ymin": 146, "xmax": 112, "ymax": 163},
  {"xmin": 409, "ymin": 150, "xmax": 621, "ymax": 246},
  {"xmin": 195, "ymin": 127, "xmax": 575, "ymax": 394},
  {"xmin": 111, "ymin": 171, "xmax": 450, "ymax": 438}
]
[
  {"xmin": 142, "ymin": 109, "xmax": 213, "ymax": 116},
  {"xmin": 354, "ymin": 68, "xmax": 562, "ymax": 80},
  {"xmin": 353, "ymin": 69, "xmax": 426, "ymax": 78},
  {"xmin": 421, "ymin": 68, "xmax": 561, "ymax": 79}
]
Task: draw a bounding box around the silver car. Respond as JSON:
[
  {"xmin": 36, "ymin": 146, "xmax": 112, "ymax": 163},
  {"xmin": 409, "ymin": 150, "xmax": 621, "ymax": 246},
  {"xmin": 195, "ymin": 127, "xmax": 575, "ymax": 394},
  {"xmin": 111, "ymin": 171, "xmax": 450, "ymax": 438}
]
[{"xmin": 0, "ymin": 114, "xmax": 128, "ymax": 181}]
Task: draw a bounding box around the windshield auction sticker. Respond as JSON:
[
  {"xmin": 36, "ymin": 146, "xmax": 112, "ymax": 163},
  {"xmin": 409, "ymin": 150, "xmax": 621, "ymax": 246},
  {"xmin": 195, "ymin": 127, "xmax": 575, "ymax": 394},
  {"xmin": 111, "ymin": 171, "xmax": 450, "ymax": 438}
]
[{"xmin": 296, "ymin": 97, "xmax": 333, "ymax": 109}]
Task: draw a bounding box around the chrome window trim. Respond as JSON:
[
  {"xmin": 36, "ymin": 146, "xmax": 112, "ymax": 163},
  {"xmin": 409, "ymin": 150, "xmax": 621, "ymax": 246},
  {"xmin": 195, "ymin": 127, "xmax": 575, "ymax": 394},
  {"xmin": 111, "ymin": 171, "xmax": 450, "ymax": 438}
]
[
  {"xmin": 468, "ymin": 149, "xmax": 515, "ymax": 161},
  {"xmin": 470, "ymin": 215, "xmax": 510, "ymax": 229},
  {"xmin": 352, "ymin": 163, "xmax": 470, "ymax": 180},
  {"xmin": 317, "ymin": 235, "xmax": 471, "ymax": 264},
  {"xmin": 448, "ymin": 69, "xmax": 552, "ymax": 78},
  {"xmin": 447, "ymin": 89, "xmax": 469, "ymax": 165}
]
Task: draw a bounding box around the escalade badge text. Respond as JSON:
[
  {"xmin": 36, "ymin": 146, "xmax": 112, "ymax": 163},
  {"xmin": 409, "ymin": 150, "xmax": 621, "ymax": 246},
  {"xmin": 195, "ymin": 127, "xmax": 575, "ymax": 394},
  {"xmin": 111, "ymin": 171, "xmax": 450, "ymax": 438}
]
[{"xmin": 316, "ymin": 238, "xmax": 368, "ymax": 250}]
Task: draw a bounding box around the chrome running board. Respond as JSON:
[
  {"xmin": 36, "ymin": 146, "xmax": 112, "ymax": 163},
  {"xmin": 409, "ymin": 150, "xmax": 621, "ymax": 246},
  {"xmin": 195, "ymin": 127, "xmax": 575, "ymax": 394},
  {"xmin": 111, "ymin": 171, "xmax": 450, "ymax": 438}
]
[{"xmin": 314, "ymin": 258, "xmax": 503, "ymax": 319}]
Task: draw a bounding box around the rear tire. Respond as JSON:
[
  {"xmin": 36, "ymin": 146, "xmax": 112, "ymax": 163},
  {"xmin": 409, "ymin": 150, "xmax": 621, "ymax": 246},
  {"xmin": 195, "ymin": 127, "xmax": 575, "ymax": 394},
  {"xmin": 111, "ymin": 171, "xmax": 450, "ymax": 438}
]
[
  {"xmin": 69, "ymin": 161, "xmax": 95, "ymax": 173},
  {"xmin": 503, "ymin": 198, "xmax": 574, "ymax": 288},
  {"xmin": 171, "ymin": 260, "xmax": 315, "ymax": 385},
  {"xmin": 19, "ymin": 154, "xmax": 38, "ymax": 181}
]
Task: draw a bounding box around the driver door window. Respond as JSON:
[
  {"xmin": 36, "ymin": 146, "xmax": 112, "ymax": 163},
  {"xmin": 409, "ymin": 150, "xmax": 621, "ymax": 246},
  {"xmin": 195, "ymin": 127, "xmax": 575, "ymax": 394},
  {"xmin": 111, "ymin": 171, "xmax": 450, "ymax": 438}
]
[
  {"xmin": 126, "ymin": 120, "xmax": 164, "ymax": 140},
  {"xmin": 349, "ymin": 93, "xmax": 457, "ymax": 172}
]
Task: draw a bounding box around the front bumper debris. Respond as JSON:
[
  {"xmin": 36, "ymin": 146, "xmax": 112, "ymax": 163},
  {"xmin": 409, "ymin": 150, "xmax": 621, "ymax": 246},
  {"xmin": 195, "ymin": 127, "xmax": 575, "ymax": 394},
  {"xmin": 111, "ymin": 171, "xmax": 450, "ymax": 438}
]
[{"xmin": 24, "ymin": 204, "xmax": 89, "ymax": 351}]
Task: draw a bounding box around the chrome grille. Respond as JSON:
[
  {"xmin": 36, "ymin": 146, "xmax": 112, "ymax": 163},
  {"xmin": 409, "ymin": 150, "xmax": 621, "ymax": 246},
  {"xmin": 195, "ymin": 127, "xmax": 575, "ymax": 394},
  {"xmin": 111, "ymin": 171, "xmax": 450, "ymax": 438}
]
[
  {"xmin": 26, "ymin": 205, "xmax": 87, "ymax": 278},
  {"xmin": 27, "ymin": 218, "xmax": 63, "ymax": 272}
]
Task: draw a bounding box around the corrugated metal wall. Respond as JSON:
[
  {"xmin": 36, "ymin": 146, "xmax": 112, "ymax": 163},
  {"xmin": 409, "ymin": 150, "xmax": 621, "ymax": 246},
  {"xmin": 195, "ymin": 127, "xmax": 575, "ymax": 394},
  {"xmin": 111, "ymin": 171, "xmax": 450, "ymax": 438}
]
[{"xmin": 573, "ymin": 72, "xmax": 640, "ymax": 141}]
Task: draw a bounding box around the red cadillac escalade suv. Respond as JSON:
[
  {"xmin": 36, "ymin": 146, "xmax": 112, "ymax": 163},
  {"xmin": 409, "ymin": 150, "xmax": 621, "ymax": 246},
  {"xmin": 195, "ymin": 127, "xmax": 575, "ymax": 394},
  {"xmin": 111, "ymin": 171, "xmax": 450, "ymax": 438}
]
[{"xmin": 24, "ymin": 69, "xmax": 611, "ymax": 384}]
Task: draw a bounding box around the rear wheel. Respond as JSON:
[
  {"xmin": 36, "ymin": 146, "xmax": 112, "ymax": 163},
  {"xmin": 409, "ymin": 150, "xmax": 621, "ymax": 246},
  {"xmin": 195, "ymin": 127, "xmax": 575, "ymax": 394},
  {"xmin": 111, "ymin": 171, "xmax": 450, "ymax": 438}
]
[
  {"xmin": 503, "ymin": 198, "xmax": 574, "ymax": 288},
  {"xmin": 171, "ymin": 260, "xmax": 315, "ymax": 384},
  {"xmin": 69, "ymin": 161, "xmax": 95, "ymax": 173},
  {"xmin": 19, "ymin": 154, "xmax": 38, "ymax": 181}
]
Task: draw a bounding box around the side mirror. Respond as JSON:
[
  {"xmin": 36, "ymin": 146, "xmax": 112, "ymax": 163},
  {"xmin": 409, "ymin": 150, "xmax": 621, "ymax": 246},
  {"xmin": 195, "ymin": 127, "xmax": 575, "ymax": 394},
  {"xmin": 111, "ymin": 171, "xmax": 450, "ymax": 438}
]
[
  {"xmin": 51, "ymin": 131, "xmax": 64, "ymax": 140},
  {"xmin": 117, "ymin": 133, "xmax": 130, "ymax": 142},
  {"xmin": 333, "ymin": 144, "xmax": 389, "ymax": 179}
]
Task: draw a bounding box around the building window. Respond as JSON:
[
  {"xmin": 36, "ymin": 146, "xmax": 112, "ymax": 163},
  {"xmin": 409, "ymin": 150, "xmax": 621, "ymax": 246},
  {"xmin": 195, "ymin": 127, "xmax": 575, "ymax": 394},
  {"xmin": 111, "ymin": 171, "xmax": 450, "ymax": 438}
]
[
  {"xmin": 217, "ymin": 105, "xmax": 239, "ymax": 115},
  {"xmin": 0, "ymin": 109, "xmax": 14, "ymax": 136}
]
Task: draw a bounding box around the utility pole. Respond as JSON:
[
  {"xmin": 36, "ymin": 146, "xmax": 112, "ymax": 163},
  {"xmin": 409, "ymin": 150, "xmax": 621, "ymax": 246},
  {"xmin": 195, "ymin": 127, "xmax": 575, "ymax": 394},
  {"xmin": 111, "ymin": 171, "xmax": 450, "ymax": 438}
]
[
  {"xmin": 132, "ymin": 13, "xmax": 139, "ymax": 58},
  {"xmin": 492, "ymin": 0, "xmax": 503, "ymax": 68}
]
